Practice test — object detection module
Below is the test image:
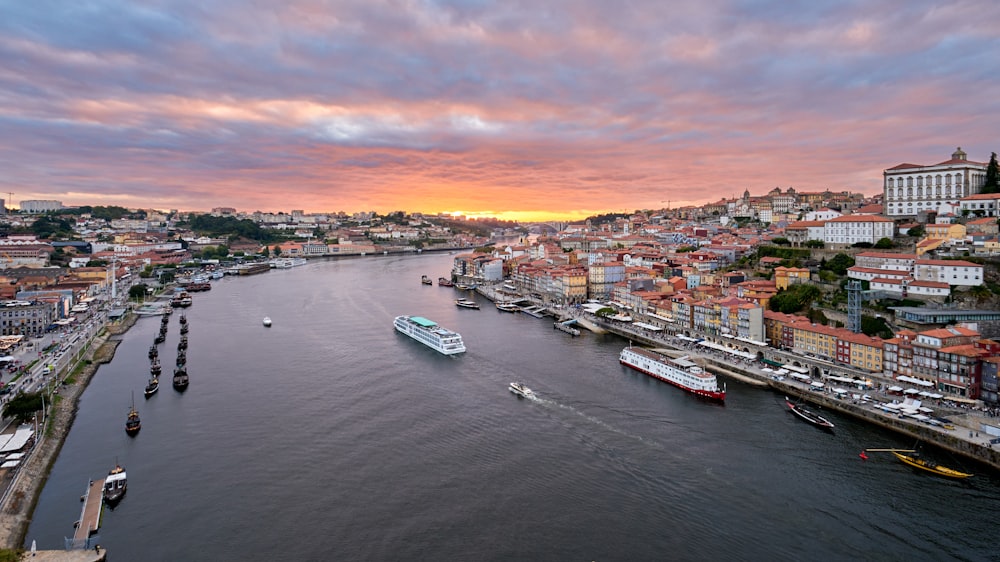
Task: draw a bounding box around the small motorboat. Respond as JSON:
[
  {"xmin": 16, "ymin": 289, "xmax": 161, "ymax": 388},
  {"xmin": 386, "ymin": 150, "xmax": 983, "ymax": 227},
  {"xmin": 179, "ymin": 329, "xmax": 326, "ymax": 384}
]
[
  {"xmin": 509, "ymin": 382, "xmax": 535, "ymax": 399},
  {"xmin": 438, "ymin": 277, "xmax": 455, "ymax": 287},
  {"xmin": 125, "ymin": 393, "xmax": 141, "ymax": 436},
  {"xmin": 496, "ymin": 302, "xmax": 520, "ymax": 313},
  {"xmin": 103, "ymin": 463, "xmax": 127, "ymax": 506},
  {"xmin": 263, "ymin": 317, "xmax": 272, "ymax": 327},
  {"xmin": 421, "ymin": 275, "xmax": 433, "ymax": 285},
  {"xmin": 455, "ymin": 299, "xmax": 480, "ymax": 309},
  {"xmin": 144, "ymin": 376, "xmax": 159, "ymax": 398}
]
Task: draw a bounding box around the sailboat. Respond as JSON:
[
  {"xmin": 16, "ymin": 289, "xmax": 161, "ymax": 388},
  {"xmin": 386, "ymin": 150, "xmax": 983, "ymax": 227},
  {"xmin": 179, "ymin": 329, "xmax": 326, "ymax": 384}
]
[
  {"xmin": 784, "ymin": 396, "xmax": 835, "ymax": 431},
  {"xmin": 125, "ymin": 392, "xmax": 141, "ymax": 435}
]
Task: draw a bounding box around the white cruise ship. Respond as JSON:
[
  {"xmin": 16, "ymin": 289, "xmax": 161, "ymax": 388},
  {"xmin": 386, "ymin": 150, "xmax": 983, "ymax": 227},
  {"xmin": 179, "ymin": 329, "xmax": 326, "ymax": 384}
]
[
  {"xmin": 619, "ymin": 346, "xmax": 725, "ymax": 402},
  {"xmin": 394, "ymin": 316, "xmax": 467, "ymax": 355}
]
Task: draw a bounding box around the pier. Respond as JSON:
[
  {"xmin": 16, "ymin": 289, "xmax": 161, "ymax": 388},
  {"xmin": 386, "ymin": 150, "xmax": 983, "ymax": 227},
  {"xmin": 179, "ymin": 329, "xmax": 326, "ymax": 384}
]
[
  {"xmin": 73, "ymin": 479, "xmax": 104, "ymax": 543},
  {"xmin": 553, "ymin": 319, "xmax": 581, "ymax": 336}
]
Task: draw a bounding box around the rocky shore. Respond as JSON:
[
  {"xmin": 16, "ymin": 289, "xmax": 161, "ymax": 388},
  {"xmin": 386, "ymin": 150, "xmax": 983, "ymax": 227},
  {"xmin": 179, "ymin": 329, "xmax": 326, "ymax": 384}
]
[{"xmin": 0, "ymin": 314, "xmax": 137, "ymax": 550}]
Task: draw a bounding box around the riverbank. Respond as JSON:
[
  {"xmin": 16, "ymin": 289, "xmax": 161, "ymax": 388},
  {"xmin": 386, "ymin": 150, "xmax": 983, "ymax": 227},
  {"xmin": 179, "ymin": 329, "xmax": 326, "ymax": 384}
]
[{"xmin": 0, "ymin": 313, "xmax": 137, "ymax": 550}]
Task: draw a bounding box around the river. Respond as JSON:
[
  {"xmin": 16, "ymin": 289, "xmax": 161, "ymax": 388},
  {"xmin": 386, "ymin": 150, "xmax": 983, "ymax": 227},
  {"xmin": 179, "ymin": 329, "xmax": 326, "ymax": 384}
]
[{"xmin": 25, "ymin": 252, "xmax": 1000, "ymax": 561}]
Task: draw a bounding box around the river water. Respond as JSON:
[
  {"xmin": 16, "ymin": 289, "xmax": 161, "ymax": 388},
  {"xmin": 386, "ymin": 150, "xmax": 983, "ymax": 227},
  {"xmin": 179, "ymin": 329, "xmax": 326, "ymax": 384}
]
[{"xmin": 24, "ymin": 253, "xmax": 1000, "ymax": 561}]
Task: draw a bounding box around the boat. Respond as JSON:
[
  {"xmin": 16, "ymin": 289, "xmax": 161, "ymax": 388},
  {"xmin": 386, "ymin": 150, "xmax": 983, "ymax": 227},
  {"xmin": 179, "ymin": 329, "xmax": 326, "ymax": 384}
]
[
  {"xmin": 455, "ymin": 298, "xmax": 480, "ymax": 309},
  {"xmin": 421, "ymin": 275, "xmax": 433, "ymax": 285},
  {"xmin": 785, "ymin": 396, "xmax": 835, "ymax": 431},
  {"xmin": 103, "ymin": 463, "xmax": 127, "ymax": 506},
  {"xmin": 154, "ymin": 332, "xmax": 165, "ymax": 344},
  {"xmin": 269, "ymin": 257, "xmax": 308, "ymax": 269},
  {"xmin": 263, "ymin": 317, "xmax": 272, "ymax": 327},
  {"xmin": 185, "ymin": 282, "xmax": 212, "ymax": 292},
  {"xmin": 125, "ymin": 393, "xmax": 141, "ymax": 435},
  {"xmin": 173, "ymin": 366, "xmax": 189, "ymax": 390},
  {"xmin": 393, "ymin": 315, "xmax": 466, "ymax": 355},
  {"xmin": 891, "ymin": 451, "xmax": 973, "ymax": 479},
  {"xmin": 150, "ymin": 359, "xmax": 161, "ymax": 377},
  {"xmin": 619, "ymin": 345, "xmax": 726, "ymax": 402},
  {"xmin": 178, "ymin": 335, "xmax": 188, "ymax": 350},
  {"xmin": 179, "ymin": 314, "xmax": 187, "ymax": 325},
  {"xmin": 180, "ymin": 322, "xmax": 189, "ymax": 334},
  {"xmin": 134, "ymin": 304, "xmax": 172, "ymax": 316},
  {"xmin": 438, "ymin": 277, "xmax": 455, "ymax": 287},
  {"xmin": 170, "ymin": 291, "xmax": 193, "ymax": 308},
  {"xmin": 148, "ymin": 345, "xmax": 158, "ymax": 360},
  {"xmin": 495, "ymin": 302, "xmax": 520, "ymax": 313},
  {"xmin": 144, "ymin": 376, "xmax": 159, "ymax": 398},
  {"xmin": 509, "ymin": 382, "xmax": 535, "ymax": 398}
]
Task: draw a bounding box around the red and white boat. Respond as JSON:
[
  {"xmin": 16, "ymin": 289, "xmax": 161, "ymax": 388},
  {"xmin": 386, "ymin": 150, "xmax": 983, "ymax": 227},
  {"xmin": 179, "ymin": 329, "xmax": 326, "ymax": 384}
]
[{"xmin": 619, "ymin": 346, "xmax": 726, "ymax": 402}]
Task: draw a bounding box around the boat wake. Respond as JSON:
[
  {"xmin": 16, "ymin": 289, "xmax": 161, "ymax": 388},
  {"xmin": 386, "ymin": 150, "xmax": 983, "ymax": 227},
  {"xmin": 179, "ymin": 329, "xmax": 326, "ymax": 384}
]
[{"xmin": 533, "ymin": 397, "xmax": 664, "ymax": 450}]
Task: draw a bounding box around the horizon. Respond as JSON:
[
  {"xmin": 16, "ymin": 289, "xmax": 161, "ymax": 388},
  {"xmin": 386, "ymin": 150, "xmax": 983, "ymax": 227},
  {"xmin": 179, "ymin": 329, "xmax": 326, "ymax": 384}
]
[{"xmin": 2, "ymin": 1, "xmax": 998, "ymax": 220}]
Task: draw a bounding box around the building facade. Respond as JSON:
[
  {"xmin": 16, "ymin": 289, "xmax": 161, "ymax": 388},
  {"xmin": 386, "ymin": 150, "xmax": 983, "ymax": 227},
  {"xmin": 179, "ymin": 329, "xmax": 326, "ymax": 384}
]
[{"xmin": 883, "ymin": 147, "xmax": 988, "ymax": 218}]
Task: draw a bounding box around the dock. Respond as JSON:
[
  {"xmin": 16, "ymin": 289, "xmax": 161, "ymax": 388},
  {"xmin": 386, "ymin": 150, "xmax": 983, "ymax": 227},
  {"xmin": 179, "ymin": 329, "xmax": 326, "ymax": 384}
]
[
  {"xmin": 74, "ymin": 478, "xmax": 104, "ymax": 541},
  {"xmin": 554, "ymin": 319, "xmax": 581, "ymax": 336}
]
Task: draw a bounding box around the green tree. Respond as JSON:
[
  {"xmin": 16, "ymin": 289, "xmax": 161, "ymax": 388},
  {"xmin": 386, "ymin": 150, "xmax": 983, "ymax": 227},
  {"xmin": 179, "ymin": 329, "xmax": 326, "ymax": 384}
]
[
  {"xmin": 821, "ymin": 253, "xmax": 855, "ymax": 276},
  {"xmin": 770, "ymin": 237, "xmax": 791, "ymax": 246},
  {"xmin": 874, "ymin": 237, "xmax": 894, "ymax": 249},
  {"xmin": 129, "ymin": 284, "xmax": 148, "ymax": 299},
  {"xmin": 595, "ymin": 307, "xmax": 616, "ymax": 318},
  {"xmin": 983, "ymin": 152, "xmax": 999, "ymax": 194},
  {"xmin": 860, "ymin": 315, "xmax": 894, "ymax": 339},
  {"xmin": 769, "ymin": 284, "xmax": 822, "ymax": 314},
  {"xmin": 2, "ymin": 391, "xmax": 43, "ymax": 423},
  {"xmin": 907, "ymin": 224, "xmax": 925, "ymax": 238},
  {"xmin": 805, "ymin": 240, "xmax": 825, "ymax": 248}
]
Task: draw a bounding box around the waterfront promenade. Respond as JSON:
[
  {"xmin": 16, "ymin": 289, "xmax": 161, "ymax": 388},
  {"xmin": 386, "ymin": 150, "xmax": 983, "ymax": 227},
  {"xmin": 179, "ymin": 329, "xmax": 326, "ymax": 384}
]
[{"xmin": 475, "ymin": 282, "xmax": 1000, "ymax": 473}]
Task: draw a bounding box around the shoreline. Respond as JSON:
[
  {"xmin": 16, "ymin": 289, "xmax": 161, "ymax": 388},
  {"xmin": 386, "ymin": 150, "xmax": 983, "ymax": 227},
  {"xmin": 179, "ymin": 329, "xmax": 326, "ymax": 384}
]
[{"xmin": 0, "ymin": 313, "xmax": 137, "ymax": 550}]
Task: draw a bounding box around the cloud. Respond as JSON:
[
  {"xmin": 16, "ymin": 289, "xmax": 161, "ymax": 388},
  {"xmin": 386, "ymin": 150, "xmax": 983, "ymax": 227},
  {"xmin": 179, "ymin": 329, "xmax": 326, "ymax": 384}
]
[{"xmin": 1, "ymin": 0, "xmax": 1000, "ymax": 218}]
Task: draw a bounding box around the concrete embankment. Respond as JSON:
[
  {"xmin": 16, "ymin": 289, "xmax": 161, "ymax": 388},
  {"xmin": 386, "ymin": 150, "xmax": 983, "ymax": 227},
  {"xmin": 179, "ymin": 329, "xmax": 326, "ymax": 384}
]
[{"xmin": 0, "ymin": 314, "xmax": 136, "ymax": 550}]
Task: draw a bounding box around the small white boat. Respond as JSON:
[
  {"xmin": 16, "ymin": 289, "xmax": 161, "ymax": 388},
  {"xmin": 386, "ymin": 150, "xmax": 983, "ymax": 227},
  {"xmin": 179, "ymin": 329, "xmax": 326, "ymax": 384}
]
[
  {"xmin": 263, "ymin": 317, "xmax": 272, "ymax": 327},
  {"xmin": 509, "ymin": 382, "xmax": 535, "ymax": 398},
  {"xmin": 455, "ymin": 298, "xmax": 480, "ymax": 309}
]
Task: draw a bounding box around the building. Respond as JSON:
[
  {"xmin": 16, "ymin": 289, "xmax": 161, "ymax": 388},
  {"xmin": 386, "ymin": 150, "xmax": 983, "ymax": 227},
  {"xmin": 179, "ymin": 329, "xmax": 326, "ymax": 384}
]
[
  {"xmin": 912, "ymin": 259, "xmax": 983, "ymax": 287},
  {"xmin": 823, "ymin": 215, "xmax": 895, "ymax": 247},
  {"xmin": 958, "ymin": 193, "xmax": 1000, "ymax": 218},
  {"xmin": 18, "ymin": 200, "xmax": 64, "ymax": 214},
  {"xmin": 883, "ymin": 147, "xmax": 988, "ymax": 218},
  {"xmin": 774, "ymin": 266, "xmax": 810, "ymax": 290},
  {"xmin": 0, "ymin": 300, "xmax": 55, "ymax": 336}
]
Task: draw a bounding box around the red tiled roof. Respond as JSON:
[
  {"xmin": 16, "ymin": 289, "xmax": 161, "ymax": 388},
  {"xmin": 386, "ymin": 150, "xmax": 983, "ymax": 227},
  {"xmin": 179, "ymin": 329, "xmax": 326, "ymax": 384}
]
[
  {"xmin": 856, "ymin": 252, "xmax": 917, "ymax": 260},
  {"xmin": 907, "ymin": 280, "xmax": 949, "ymax": 288},
  {"xmin": 914, "ymin": 259, "xmax": 982, "ymax": 267},
  {"xmin": 960, "ymin": 193, "xmax": 1000, "ymax": 201},
  {"xmin": 827, "ymin": 214, "xmax": 894, "ymax": 223}
]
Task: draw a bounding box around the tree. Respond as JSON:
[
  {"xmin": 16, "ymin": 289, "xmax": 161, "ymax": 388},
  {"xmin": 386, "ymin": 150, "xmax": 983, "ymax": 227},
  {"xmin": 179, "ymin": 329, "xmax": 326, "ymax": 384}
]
[
  {"xmin": 906, "ymin": 225, "xmax": 925, "ymax": 238},
  {"xmin": 821, "ymin": 253, "xmax": 855, "ymax": 276},
  {"xmin": 2, "ymin": 391, "xmax": 43, "ymax": 423},
  {"xmin": 129, "ymin": 284, "xmax": 148, "ymax": 299},
  {"xmin": 983, "ymin": 152, "xmax": 999, "ymax": 194},
  {"xmin": 874, "ymin": 237, "xmax": 894, "ymax": 249},
  {"xmin": 805, "ymin": 240, "xmax": 825, "ymax": 248},
  {"xmin": 595, "ymin": 307, "xmax": 616, "ymax": 318},
  {"xmin": 770, "ymin": 237, "xmax": 790, "ymax": 246}
]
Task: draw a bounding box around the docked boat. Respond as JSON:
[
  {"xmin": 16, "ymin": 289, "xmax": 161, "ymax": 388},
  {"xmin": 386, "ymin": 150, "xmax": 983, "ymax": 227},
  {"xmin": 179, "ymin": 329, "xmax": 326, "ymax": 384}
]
[
  {"xmin": 103, "ymin": 463, "xmax": 127, "ymax": 506},
  {"xmin": 495, "ymin": 302, "xmax": 520, "ymax": 313},
  {"xmin": 269, "ymin": 257, "xmax": 307, "ymax": 269},
  {"xmin": 891, "ymin": 451, "xmax": 973, "ymax": 479},
  {"xmin": 144, "ymin": 376, "xmax": 159, "ymax": 398},
  {"xmin": 179, "ymin": 314, "xmax": 187, "ymax": 325},
  {"xmin": 148, "ymin": 345, "xmax": 158, "ymax": 360},
  {"xmin": 785, "ymin": 396, "xmax": 835, "ymax": 431},
  {"xmin": 178, "ymin": 335, "xmax": 188, "ymax": 350},
  {"xmin": 180, "ymin": 322, "xmax": 189, "ymax": 334},
  {"xmin": 263, "ymin": 317, "xmax": 272, "ymax": 327},
  {"xmin": 154, "ymin": 332, "xmax": 166, "ymax": 344},
  {"xmin": 421, "ymin": 275, "xmax": 433, "ymax": 285},
  {"xmin": 455, "ymin": 298, "xmax": 480, "ymax": 309},
  {"xmin": 150, "ymin": 358, "xmax": 162, "ymax": 377},
  {"xmin": 454, "ymin": 283, "xmax": 477, "ymax": 290},
  {"xmin": 509, "ymin": 382, "xmax": 535, "ymax": 398},
  {"xmin": 185, "ymin": 282, "xmax": 212, "ymax": 292},
  {"xmin": 125, "ymin": 393, "xmax": 141, "ymax": 435},
  {"xmin": 619, "ymin": 345, "xmax": 726, "ymax": 402},
  {"xmin": 170, "ymin": 292, "xmax": 193, "ymax": 308},
  {"xmin": 134, "ymin": 304, "xmax": 172, "ymax": 316},
  {"xmin": 394, "ymin": 315, "xmax": 466, "ymax": 355},
  {"xmin": 438, "ymin": 277, "xmax": 455, "ymax": 287},
  {"xmin": 173, "ymin": 366, "xmax": 189, "ymax": 390}
]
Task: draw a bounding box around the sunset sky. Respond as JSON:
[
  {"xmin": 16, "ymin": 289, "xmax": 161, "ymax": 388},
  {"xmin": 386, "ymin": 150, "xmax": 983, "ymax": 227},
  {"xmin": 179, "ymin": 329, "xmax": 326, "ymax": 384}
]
[{"xmin": 2, "ymin": 1, "xmax": 999, "ymax": 221}]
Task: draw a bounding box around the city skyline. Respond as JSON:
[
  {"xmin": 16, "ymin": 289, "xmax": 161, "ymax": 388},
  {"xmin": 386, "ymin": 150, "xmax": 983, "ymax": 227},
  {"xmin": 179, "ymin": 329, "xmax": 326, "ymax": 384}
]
[{"xmin": 2, "ymin": 1, "xmax": 999, "ymax": 221}]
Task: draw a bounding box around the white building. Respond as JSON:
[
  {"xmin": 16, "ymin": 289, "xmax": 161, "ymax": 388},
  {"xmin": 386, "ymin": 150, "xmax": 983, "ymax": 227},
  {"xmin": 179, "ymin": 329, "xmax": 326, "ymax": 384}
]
[
  {"xmin": 883, "ymin": 147, "xmax": 988, "ymax": 218},
  {"xmin": 804, "ymin": 208, "xmax": 841, "ymax": 222},
  {"xmin": 18, "ymin": 200, "xmax": 63, "ymax": 214},
  {"xmin": 912, "ymin": 259, "xmax": 983, "ymax": 287},
  {"xmin": 854, "ymin": 252, "xmax": 917, "ymax": 271},
  {"xmin": 823, "ymin": 215, "xmax": 895, "ymax": 247},
  {"xmin": 958, "ymin": 193, "xmax": 1000, "ymax": 218}
]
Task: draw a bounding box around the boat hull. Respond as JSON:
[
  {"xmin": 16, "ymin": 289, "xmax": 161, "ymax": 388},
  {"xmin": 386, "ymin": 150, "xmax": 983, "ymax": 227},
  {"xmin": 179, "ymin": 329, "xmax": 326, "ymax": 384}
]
[
  {"xmin": 785, "ymin": 398, "xmax": 835, "ymax": 431},
  {"xmin": 892, "ymin": 452, "xmax": 973, "ymax": 479}
]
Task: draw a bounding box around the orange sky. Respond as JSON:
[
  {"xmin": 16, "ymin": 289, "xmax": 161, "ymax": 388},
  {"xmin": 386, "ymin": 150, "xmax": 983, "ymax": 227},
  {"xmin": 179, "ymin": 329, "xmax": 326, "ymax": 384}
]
[{"xmin": 2, "ymin": 1, "xmax": 998, "ymax": 221}]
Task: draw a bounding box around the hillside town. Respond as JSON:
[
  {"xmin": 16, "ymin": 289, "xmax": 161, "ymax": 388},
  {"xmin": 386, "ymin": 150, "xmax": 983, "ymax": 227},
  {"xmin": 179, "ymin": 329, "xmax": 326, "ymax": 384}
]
[{"xmin": 1, "ymin": 147, "xmax": 999, "ymax": 414}]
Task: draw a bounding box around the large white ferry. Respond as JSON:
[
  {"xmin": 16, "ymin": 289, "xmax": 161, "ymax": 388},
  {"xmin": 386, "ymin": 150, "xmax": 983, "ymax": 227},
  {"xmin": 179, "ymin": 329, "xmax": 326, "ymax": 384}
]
[
  {"xmin": 619, "ymin": 346, "xmax": 726, "ymax": 402},
  {"xmin": 394, "ymin": 316, "xmax": 466, "ymax": 355}
]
